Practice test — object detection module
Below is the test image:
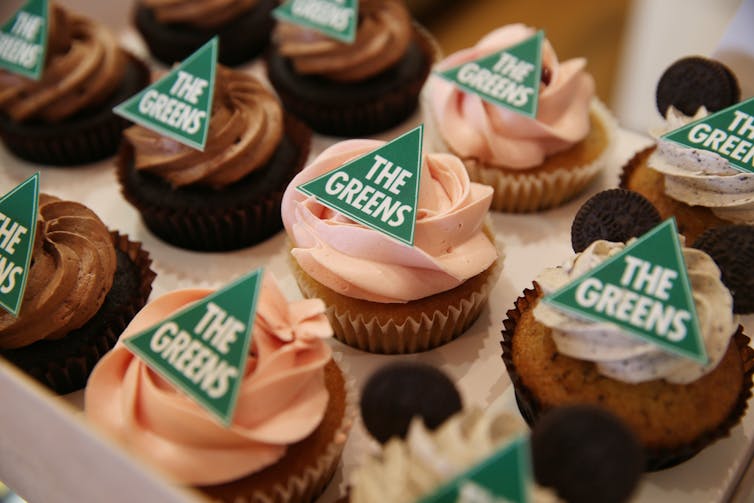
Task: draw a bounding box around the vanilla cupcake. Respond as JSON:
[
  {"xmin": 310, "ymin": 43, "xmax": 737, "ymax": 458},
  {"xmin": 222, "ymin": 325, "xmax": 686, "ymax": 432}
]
[{"xmin": 425, "ymin": 24, "xmax": 614, "ymax": 212}]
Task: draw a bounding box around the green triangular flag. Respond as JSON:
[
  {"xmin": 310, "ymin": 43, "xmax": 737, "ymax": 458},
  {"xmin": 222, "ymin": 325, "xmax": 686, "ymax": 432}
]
[
  {"xmin": 0, "ymin": 173, "xmax": 39, "ymax": 316},
  {"xmin": 113, "ymin": 37, "xmax": 218, "ymax": 151},
  {"xmin": 273, "ymin": 0, "xmax": 358, "ymax": 44},
  {"xmin": 418, "ymin": 436, "xmax": 531, "ymax": 503},
  {"xmin": 0, "ymin": 0, "xmax": 49, "ymax": 80},
  {"xmin": 662, "ymin": 96, "xmax": 754, "ymax": 174},
  {"xmin": 297, "ymin": 125, "xmax": 423, "ymax": 246},
  {"xmin": 436, "ymin": 30, "xmax": 543, "ymax": 118},
  {"xmin": 544, "ymin": 219, "xmax": 707, "ymax": 363},
  {"xmin": 124, "ymin": 268, "xmax": 263, "ymax": 426}
]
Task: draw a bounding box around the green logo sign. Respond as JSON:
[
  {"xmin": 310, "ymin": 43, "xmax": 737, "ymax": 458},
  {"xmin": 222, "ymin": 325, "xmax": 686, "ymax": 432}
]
[
  {"xmin": 273, "ymin": 0, "xmax": 358, "ymax": 44},
  {"xmin": 0, "ymin": 0, "xmax": 49, "ymax": 80},
  {"xmin": 296, "ymin": 125, "xmax": 423, "ymax": 246},
  {"xmin": 124, "ymin": 268, "xmax": 263, "ymax": 425},
  {"xmin": 0, "ymin": 173, "xmax": 39, "ymax": 316},
  {"xmin": 435, "ymin": 31, "xmax": 543, "ymax": 118},
  {"xmin": 663, "ymin": 96, "xmax": 754, "ymax": 174},
  {"xmin": 418, "ymin": 436, "xmax": 531, "ymax": 503},
  {"xmin": 114, "ymin": 37, "xmax": 217, "ymax": 151},
  {"xmin": 544, "ymin": 219, "xmax": 707, "ymax": 363}
]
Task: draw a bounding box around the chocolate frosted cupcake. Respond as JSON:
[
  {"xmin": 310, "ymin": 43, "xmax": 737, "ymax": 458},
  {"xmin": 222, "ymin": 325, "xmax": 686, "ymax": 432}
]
[
  {"xmin": 117, "ymin": 66, "xmax": 311, "ymax": 251},
  {"xmin": 0, "ymin": 194, "xmax": 155, "ymax": 394},
  {"xmin": 267, "ymin": 0, "xmax": 436, "ymax": 136},
  {"xmin": 0, "ymin": 4, "xmax": 149, "ymax": 166},
  {"xmin": 134, "ymin": 0, "xmax": 276, "ymax": 66}
]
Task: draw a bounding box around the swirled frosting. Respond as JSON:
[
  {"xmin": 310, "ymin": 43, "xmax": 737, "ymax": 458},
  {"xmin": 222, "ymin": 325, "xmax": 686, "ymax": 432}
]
[
  {"xmin": 124, "ymin": 66, "xmax": 283, "ymax": 189},
  {"xmin": 281, "ymin": 140, "xmax": 498, "ymax": 303},
  {"xmin": 351, "ymin": 408, "xmax": 559, "ymax": 503},
  {"xmin": 273, "ymin": 0, "xmax": 412, "ymax": 82},
  {"xmin": 141, "ymin": 0, "xmax": 258, "ymax": 29},
  {"xmin": 0, "ymin": 194, "xmax": 116, "ymax": 350},
  {"xmin": 427, "ymin": 24, "xmax": 595, "ymax": 169},
  {"xmin": 85, "ymin": 274, "xmax": 334, "ymax": 486},
  {"xmin": 533, "ymin": 240, "xmax": 736, "ymax": 384},
  {"xmin": 0, "ymin": 5, "xmax": 127, "ymax": 123}
]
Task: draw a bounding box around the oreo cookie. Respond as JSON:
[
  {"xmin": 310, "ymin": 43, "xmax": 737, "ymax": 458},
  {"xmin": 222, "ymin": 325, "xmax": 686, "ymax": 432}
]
[
  {"xmin": 656, "ymin": 56, "xmax": 740, "ymax": 117},
  {"xmin": 693, "ymin": 225, "xmax": 754, "ymax": 313},
  {"xmin": 360, "ymin": 362, "xmax": 462, "ymax": 444},
  {"xmin": 571, "ymin": 189, "xmax": 661, "ymax": 252},
  {"xmin": 531, "ymin": 405, "xmax": 644, "ymax": 503}
]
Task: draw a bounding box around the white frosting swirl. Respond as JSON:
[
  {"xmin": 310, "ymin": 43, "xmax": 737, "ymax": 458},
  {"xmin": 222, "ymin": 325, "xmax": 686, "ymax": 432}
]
[{"xmin": 533, "ymin": 240, "xmax": 736, "ymax": 384}]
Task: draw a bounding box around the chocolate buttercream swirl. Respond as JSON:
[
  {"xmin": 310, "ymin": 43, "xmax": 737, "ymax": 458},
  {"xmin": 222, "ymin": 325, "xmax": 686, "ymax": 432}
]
[
  {"xmin": 141, "ymin": 0, "xmax": 259, "ymax": 29},
  {"xmin": 274, "ymin": 0, "xmax": 412, "ymax": 82},
  {"xmin": 0, "ymin": 194, "xmax": 116, "ymax": 350},
  {"xmin": 0, "ymin": 4, "xmax": 127, "ymax": 123},
  {"xmin": 124, "ymin": 66, "xmax": 284, "ymax": 188}
]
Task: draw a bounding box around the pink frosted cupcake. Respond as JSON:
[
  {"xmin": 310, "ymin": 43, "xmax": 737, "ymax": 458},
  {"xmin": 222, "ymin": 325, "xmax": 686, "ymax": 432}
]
[{"xmin": 425, "ymin": 24, "xmax": 615, "ymax": 212}]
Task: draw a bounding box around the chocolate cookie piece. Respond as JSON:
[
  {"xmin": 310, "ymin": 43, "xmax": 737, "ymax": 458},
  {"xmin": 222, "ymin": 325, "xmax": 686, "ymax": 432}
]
[
  {"xmin": 360, "ymin": 362, "xmax": 462, "ymax": 444},
  {"xmin": 532, "ymin": 405, "xmax": 644, "ymax": 503},
  {"xmin": 571, "ymin": 189, "xmax": 661, "ymax": 252},
  {"xmin": 656, "ymin": 56, "xmax": 740, "ymax": 117},
  {"xmin": 693, "ymin": 225, "xmax": 754, "ymax": 313}
]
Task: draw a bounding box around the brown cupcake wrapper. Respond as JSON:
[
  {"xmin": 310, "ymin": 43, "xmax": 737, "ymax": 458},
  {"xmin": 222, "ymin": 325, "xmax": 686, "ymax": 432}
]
[
  {"xmin": 500, "ymin": 283, "xmax": 754, "ymax": 471},
  {"xmin": 117, "ymin": 114, "xmax": 311, "ymax": 251},
  {"xmin": 268, "ymin": 23, "xmax": 440, "ymax": 137},
  {"xmin": 0, "ymin": 53, "xmax": 150, "ymax": 166},
  {"xmin": 1, "ymin": 231, "xmax": 156, "ymax": 394}
]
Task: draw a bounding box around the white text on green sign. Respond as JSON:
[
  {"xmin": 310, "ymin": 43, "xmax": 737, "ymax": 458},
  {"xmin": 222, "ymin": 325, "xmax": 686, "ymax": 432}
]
[
  {"xmin": 273, "ymin": 0, "xmax": 358, "ymax": 44},
  {"xmin": 296, "ymin": 125, "xmax": 423, "ymax": 246},
  {"xmin": 663, "ymin": 96, "xmax": 754, "ymax": 174},
  {"xmin": 113, "ymin": 37, "xmax": 217, "ymax": 151},
  {"xmin": 0, "ymin": 0, "xmax": 48, "ymax": 80},
  {"xmin": 0, "ymin": 173, "xmax": 39, "ymax": 316},
  {"xmin": 124, "ymin": 269, "xmax": 263, "ymax": 425},
  {"xmin": 436, "ymin": 31, "xmax": 543, "ymax": 118},
  {"xmin": 417, "ymin": 436, "xmax": 531, "ymax": 503},
  {"xmin": 544, "ymin": 219, "xmax": 707, "ymax": 363}
]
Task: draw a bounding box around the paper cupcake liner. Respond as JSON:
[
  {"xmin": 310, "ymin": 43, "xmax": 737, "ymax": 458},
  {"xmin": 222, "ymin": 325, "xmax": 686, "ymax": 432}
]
[
  {"xmin": 134, "ymin": 0, "xmax": 276, "ymax": 66},
  {"xmin": 0, "ymin": 54, "xmax": 149, "ymax": 166},
  {"xmin": 500, "ymin": 284, "xmax": 754, "ymax": 471},
  {"xmin": 292, "ymin": 242, "xmax": 502, "ymax": 355},
  {"xmin": 199, "ymin": 356, "xmax": 356, "ymax": 503},
  {"xmin": 266, "ymin": 23, "xmax": 440, "ymax": 137},
  {"xmin": 1, "ymin": 232, "xmax": 155, "ymax": 394},
  {"xmin": 117, "ymin": 114, "xmax": 311, "ymax": 252}
]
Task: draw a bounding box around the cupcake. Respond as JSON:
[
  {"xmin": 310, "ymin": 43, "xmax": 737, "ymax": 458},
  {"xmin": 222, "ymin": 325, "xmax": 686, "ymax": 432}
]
[
  {"xmin": 501, "ymin": 231, "xmax": 754, "ymax": 469},
  {"xmin": 85, "ymin": 273, "xmax": 352, "ymax": 503},
  {"xmin": 620, "ymin": 56, "xmax": 743, "ymax": 243},
  {"xmin": 0, "ymin": 194, "xmax": 155, "ymax": 394},
  {"xmin": 281, "ymin": 140, "xmax": 501, "ymax": 354},
  {"xmin": 425, "ymin": 24, "xmax": 615, "ymax": 212},
  {"xmin": 0, "ymin": 3, "xmax": 149, "ymax": 166},
  {"xmin": 133, "ymin": 0, "xmax": 276, "ymax": 67},
  {"xmin": 117, "ymin": 66, "xmax": 311, "ymax": 251},
  {"xmin": 266, "ymin": 0, "xmax": 437, "ymax": 136}
]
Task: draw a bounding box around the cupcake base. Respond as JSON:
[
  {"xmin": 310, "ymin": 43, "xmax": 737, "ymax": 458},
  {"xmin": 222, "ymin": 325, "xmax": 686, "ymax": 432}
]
[
  {"xmin": 266, "ymin": 24, "xmax": 437, "ymax": 136},
  {"xmin": 134, "ymin": 0, "xmax": 276, "ymax": 67},
  {"xmin": 501, "ymin": 284, "xmax": 754, "ymax": 471},
  {"xmin": 0, "ymin": 232, "xmax": 155, "ymax": 394},
  {"xmin": 620, "ymin": 146, "xmax": 731, "ymax": 244},
  {"xmin": 0, "ymin": 53, "xmax": 150, "ymax": 166},
  {"xmin": 197, "ymin": 359, "xmax": 351, "ymax": 503},
  {"xmin": 117, "ymin": 114, "xmax": 311, "ymax": 251}
]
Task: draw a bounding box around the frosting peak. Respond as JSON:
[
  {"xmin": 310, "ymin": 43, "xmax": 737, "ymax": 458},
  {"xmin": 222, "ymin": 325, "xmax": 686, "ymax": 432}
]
[
  {"xmin": 427, "ymin": 24, "xmax": 595, "ymax": 169},
  {"xmin": 281, "ymin": 140, "xmax": 498, "ymax": 303},
  {"xmin": 141, "ymin": 0, "xmax": 259, "ymax": 29},
  {"xmin": 85, "ymin": 274, "xmax": 333, "ymax": 486}
]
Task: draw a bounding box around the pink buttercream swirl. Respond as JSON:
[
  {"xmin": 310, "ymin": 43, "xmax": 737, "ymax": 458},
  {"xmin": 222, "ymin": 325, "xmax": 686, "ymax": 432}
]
[
  {"xmin": 281, "ymin": 139, "xmax": 498, "ymax": 303},
  {"xmin": 85, "ymin": 274, "xmax": 333, "ymax": 486},
  {"xmin": 427, "ymin": 24, "xmax": 595, "ymax": 169}
]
